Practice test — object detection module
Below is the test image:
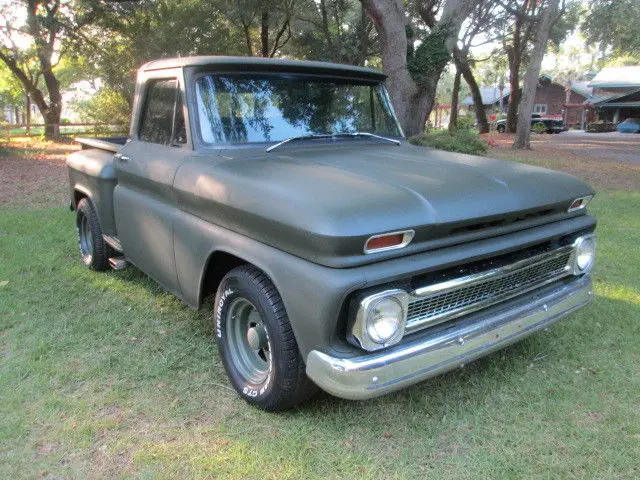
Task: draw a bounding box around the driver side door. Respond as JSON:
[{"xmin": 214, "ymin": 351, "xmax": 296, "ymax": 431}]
[{"xmin": 113, "ymin": 72, "xmax": 190, "ymax": 295}]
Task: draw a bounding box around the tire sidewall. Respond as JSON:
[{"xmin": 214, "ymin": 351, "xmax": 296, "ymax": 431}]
[
  {"xmin": 214, "ymin": 274, "xmax": 278, "ymax": 404},
  {"xmin": 76, "ymin": 200, "xmax": 95, "ymax": 267}
]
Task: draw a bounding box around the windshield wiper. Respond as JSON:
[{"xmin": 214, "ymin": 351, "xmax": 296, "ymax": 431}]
[{"xmin": 265, "ymin": 132, "xmax": 401, "ymax": 152}]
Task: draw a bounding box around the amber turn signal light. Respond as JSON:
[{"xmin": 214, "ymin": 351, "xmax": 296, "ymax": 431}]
[
  {"xmin": 364, "ymin": 230, "xmax": 414, "ymax": 254},
  {"xmin": 568, "ymin": 195, "xmax": 593, "ymax": 212}
]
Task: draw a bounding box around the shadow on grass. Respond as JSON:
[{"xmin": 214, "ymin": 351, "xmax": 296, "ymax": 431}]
[{"xmin": 89, "ymin": 257, "xmax": 639, "ymax": 418}]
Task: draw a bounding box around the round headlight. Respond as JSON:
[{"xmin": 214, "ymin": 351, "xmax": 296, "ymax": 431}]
[
  {"xmin": 366, "ymin": 297, "xmax": 404, "ymax": 344},
  {"xmin": 574, "ymin": 236, "xmax": 596, "ymax": 273}
]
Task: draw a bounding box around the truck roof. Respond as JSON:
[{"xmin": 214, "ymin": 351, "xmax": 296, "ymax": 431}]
[{"xmin": 139, "ymin": 56, "xmax": 386, "ymax": 81}]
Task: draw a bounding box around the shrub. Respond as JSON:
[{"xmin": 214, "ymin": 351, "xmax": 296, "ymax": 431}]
[
  {"xmin": 453, "ymin": 115, "xmax": 476, "ymax": 131},
  {"xmin": 71, "ymin": 88, "xmax": 131, "ymax": 128},
  {"xmin": 586, "ymin": 121, "xmax": 616, "ymax": 133},
  {"xmin": 531, "ymin": 121, "xmax": 547, "ymax": 134},
  {"xmin": 409, "ymin": 130, "xmax": 488, "ymax": 155}
]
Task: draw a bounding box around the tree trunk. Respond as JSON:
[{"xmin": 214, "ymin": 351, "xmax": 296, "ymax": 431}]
[
  {"xmin": 506, "ymin": 56, "xmax": 521, "ymax": 133},
  {"xmin": 25, "ymin": 91, "xmax": 31, "ymax": 133},
  {"xmin": 361, "ymin": 0, "xmax": 425, "ymax": 136},
  {"xmin": 505, "ymin": 10, "xmax": 524, "ymax": 134},
  {"xmin": 513, "ymin": 0, "xmax": 560, "ymax": 150},
  {"xmin": 260, "ymin": 11, "xmax": 269, "ymax": 57},
  {"xmin": 43, "ymin": 111, "xmax": 60, "ymax": 139},
  {"xmin": 454, "ymin": 48, "xmax": 489, "ymax": 134},
  {"xmin": 464, "ymin": 70, "xmax": 490, "ymax": 133},
  {"xmin": 361, "ymin": 0, "xmax": 470, "ymax": 137},
  {"xmin": 449, "ymin": 69, "xmax": 461, "ymax": 132}
]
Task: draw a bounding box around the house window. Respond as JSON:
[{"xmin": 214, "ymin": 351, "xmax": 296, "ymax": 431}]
[{"xmin": 533, "ymin": 104, "xmax": 547, "ymax": 114}]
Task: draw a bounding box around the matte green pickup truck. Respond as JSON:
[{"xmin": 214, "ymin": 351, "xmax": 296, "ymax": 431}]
[{"xmin": 67, "ymin": 56, "xmax": 597, "ymax": 411}]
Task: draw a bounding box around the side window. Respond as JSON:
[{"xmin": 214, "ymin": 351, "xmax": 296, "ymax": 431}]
[{"xmin": 139, "ymin": 79, "xmax": 186, "ymax": 145}]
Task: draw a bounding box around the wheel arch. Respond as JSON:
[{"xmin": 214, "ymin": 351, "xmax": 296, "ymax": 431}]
[
  {"xmin": 198, "ymin": 250, "xmax": 280, "ymax": 309},
  {"xmin": 72, "ymin": 185, "xmax": 93, "ymax": 210}
]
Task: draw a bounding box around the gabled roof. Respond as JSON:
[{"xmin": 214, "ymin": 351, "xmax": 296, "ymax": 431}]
[
  {"xmin": 588, "ymin": 66, "xmax": 640, "ymax": 88},
  {"xmin": 461, "ymin": 86, "xmax": 511, "ymax": 106},
  {"xmin": 570, "ymin": 80, "xmax": 592, "ymax": 98}
]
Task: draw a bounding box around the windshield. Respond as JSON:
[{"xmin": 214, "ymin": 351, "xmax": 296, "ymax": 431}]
[{"xmin": 195, "ymin": 75, "xmax": 402, "ymax": 145}]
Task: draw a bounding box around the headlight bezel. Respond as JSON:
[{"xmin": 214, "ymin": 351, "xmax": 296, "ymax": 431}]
[
  {"xmin": 349, "ymin": 289, "xmax": 409, "ymax": 351},
  {"xmin": 569, "ymin": 234, "xmax": 596, "ymax": 275}
]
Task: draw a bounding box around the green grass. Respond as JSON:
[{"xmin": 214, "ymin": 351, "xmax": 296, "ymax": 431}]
[
  {"xmin": 1, "ymin": 192, "xmax": 639, "ymax": 479},
  {"xmin": 1, "ymin": 125, "xmax": 126, "ymax": 138}
]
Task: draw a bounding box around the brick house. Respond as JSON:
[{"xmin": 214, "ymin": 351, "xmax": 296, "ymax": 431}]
[{"xmin": 462, "ymin": 75, "xmax": 591, "ymax": 126}]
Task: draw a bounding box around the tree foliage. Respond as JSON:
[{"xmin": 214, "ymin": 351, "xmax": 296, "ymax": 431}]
[
  {"xmin": 0, "ymin": 0, "xmax": 630, "ymax": 142},
  {"xmin": 582, "ymin": 0, "xmax": 640, "ymax": 59},
  {"xmin": 0, "ymin": 0, "xmax": 96, "ymax": 138}
]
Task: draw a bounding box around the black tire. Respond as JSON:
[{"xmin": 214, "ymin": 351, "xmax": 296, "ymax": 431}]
[
  {"xmin": 76, "ymin": 197, "xmax": 111, "ymax": 271},
  {"xmin": 214, "ymin": 265, "xmax": 318, "ymax": 411},
  {"xmin": 497, "ymin": 124, "xmax": 505, "ymax": 133}
]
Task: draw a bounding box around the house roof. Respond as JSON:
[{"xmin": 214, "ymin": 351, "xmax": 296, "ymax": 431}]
[
  {"xmin": 461, "ymin": 86, "xmax": 511, "ymax": 106},
  {"xmin": 585, "ymin": 88, "xmax": 640, "ymax": 105},
  {"xmin": 570, "ymin": 80, "xmax": 592, "ymax": 98},
  {"xmin": 588, "ymin": 66, "xmax": 640, "ymax": 88}
]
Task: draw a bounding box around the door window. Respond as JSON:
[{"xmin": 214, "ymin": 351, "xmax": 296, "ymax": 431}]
[{"xmin": 139, "ymin": 79, "xmax": 186, "ymax": 145}]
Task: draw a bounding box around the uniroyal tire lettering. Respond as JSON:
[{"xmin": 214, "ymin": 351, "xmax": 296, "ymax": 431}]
[{"xmin": 216, "ymin": 288, "xmax": 234, "ymax": 338}]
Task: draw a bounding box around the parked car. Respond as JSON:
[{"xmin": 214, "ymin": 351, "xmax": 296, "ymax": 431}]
[
  {"xmin": 67, "ymin": 56, "xmax": 597, "ymax": 411},
  {"xmin": 616, "ymin": 118, "xmax": 640, "ymax": 134},
  {"xmin": 496, "ymin": 115, "xmax": 565, "ymax": 134}
]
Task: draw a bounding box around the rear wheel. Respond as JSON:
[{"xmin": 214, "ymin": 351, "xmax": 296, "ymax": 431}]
[
  {"xmin": 76, "ymin": 198, "xmax": 110, "ymax": 270},
  {"xmin": 214, "ymin": 265, "xmax": 318, "ymax": 411},
  {"xmin": 496, "ymin": 124, "xmax": 505, "ymax": 133}
]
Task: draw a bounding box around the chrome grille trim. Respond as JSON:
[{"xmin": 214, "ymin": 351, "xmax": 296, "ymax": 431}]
[{"xmin": 405, "ymin": 246, "xmax": 573, "ymax": 333}]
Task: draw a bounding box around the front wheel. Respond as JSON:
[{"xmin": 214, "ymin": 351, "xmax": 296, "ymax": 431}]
[
  {"xmin": 496, "ymin": 124, "xmax": 505, "ymax": 133},
  {"xmin": 214, "ymin": 265, "xmax": 318, "ymax": 411}
]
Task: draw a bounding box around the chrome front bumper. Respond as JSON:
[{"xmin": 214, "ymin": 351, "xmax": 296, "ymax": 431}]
[{"xmin": 306, "ymin": 275, "xmax": 592, "ymax": 400}]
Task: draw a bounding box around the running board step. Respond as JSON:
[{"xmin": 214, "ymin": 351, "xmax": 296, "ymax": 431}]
[
  {"xmin": 108, "ymin": 257, "xmax": 129, "ymax": 270},
  {"xmin": 103, "ymin": 234, "xmax": 123, "ymax": 253}
]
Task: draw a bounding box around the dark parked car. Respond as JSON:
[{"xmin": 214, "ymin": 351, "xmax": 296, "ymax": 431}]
[
  {"xmin": 66, "ymin": 57, "xmax": 596, "ymax": 410},
  {"xmin": 496, "ymin": 115, "xmax": 565, "ymax": 134},
  {"xmin": 616, "ymin": 118, "xmax": 640, "ymax": 134}
]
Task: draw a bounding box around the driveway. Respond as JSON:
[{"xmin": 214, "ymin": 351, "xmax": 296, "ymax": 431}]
[
  {"xmin": 486, "ymin": 131, "xmax": 640, "ymax": 190},
  {"xmin": 546, "ymin": 131, "xmax": 640, "ymax": 166}
]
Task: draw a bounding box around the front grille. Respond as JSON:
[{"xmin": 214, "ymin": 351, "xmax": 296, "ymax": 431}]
[{"xmin": 405, "ymin": 249, "xmax": 572, "ymax": 333}]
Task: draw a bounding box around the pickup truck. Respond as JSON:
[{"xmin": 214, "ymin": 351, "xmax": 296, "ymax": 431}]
[{"xmin": 67, "ymin": 56, "xmax": 597, "ymax": 411}]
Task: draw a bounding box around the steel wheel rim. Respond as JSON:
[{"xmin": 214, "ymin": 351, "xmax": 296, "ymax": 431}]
[
  {"xmin": 78, "ymin": 213, "xmax": 93, "ymax": 260},
  {"xmin": 226, "ymin": 297, "xmax": 271, "ymax": 384}
]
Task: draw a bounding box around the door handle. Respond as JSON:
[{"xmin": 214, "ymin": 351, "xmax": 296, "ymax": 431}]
[{"xmin": 114, "ymin": 153, "xmax": 130, "ymax": 162}]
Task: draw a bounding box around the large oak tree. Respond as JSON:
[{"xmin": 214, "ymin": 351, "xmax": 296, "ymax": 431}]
[{"xmin": 360, "ymin": 0, "xmax": 474, "ymax": 136}]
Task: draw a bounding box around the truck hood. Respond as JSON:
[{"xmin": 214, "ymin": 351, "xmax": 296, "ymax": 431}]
[{"xmin": 174, "ymin": 142, "xmax": 594, "ymax": 267}]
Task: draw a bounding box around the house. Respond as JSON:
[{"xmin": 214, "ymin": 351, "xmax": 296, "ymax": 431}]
[
  {"xmin": 461, "ymin": 86, "xmax": 510, "ymax": 117},
  {"xmin": 462, "ymin": 76, "xmax": 591, "ymax": 125},
  {"xmin": 585, "ymin": 66, "xmax": 640, "ymax": 123}
]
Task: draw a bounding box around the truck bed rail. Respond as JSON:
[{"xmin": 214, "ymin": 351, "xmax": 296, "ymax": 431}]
[{"xmin": 76, "ymin": 136, "xmax": 128, "ymax": 153}]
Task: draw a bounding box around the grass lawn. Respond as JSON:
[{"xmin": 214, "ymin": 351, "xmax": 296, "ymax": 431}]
[{"xmin": 1, "ymin": 144, "xmax": 639, "ymax": 478}]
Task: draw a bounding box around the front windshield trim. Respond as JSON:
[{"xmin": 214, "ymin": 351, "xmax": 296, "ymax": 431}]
[{"xmin": 191, "ymin": 71, "xmax": 404, "ymax": 149}]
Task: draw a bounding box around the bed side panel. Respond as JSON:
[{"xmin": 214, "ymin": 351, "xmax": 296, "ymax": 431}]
[{"xmin": 67, "ymin": 149, "xmax": 118, "ymax": 235}]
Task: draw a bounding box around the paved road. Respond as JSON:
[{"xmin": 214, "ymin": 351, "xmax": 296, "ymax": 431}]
[{"xmin": 530, "ymin": 131, "xmax": 640, "ymax": 166}]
